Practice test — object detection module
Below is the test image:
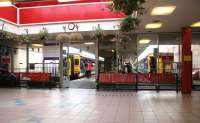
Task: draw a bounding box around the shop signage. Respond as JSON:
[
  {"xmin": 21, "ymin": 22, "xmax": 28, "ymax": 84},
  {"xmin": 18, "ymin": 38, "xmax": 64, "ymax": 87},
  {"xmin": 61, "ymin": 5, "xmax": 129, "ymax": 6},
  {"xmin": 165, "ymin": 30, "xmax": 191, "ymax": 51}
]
[{"xmin": 183, "ymin": 55, "xmax": 192, "ymax": 61}]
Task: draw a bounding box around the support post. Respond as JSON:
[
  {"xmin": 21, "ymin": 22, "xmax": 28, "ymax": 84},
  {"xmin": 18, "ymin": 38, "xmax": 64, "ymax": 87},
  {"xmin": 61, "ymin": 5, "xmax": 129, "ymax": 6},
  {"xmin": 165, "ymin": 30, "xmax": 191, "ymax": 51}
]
[
  {"xmin": 181, "ymin": 27, "xmax": 192, "ymax": 93},
  {"xmin": 42, "ymin": 59, "xmax": 45, "ymax": 73},
  {"xmin": 59, "ymin": 41, "xmax": 64, "ymax": 88},
  {"xmin": 26, "ymin": 43, "xmax": 29, "ymax": 73},
  {"xmin": 11, "ymin": 47, "xmax": 14, "ymax": 73},
  {"xmin": 95, "ymin": 39, "xmax": 99, "ymax": 83}
]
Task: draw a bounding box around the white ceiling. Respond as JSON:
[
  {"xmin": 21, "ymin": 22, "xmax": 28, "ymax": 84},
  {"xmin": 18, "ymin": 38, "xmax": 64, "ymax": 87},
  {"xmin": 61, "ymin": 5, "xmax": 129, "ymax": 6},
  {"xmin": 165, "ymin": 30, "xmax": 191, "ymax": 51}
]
[{"xmin": 137, "ymin": 0, "xmax": 200, "ymax": 33}]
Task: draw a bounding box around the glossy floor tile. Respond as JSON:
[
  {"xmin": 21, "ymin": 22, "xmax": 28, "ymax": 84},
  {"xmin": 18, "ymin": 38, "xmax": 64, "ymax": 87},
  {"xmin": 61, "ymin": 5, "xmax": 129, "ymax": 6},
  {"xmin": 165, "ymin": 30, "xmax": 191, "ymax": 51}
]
[{"xmin": 0, "ymin": 88, "xmax": 200, "ymax": 123}]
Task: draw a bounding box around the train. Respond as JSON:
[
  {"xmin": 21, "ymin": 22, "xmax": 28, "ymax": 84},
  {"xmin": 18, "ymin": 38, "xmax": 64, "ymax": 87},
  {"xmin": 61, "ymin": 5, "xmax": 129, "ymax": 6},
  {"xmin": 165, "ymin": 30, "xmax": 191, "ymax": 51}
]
[
  {"xmin": 64, "ymin": 54, "xmax": 95, "ymax": 80},
  {"xmin": 138, "ymin": 53, "xmax": 174, "ymax": 73}
]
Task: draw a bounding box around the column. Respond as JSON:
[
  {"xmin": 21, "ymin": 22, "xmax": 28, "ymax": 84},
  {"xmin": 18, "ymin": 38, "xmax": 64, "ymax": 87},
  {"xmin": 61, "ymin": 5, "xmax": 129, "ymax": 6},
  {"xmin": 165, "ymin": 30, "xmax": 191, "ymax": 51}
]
[
  {"xmin": 42, "ymin": 59, "xmax": 45, "ymax": 73},
  {"xmin": 95, "ymin": 39, "xmax": 99, "ymax": 82},
  {"xmin": 59, "ymin": 41, "xmax": 64, "ymax": 87},
  {"xmin": 181, "ymin": 27, "xmax": 192, "ymax": 93},
  {"xmin": 115, "ymin": 38, "xmax": 119, "ymax": 72},
  {"xmin": 10, "ymin": 47, "xmax": 14, "ymax": 73},
  {"xmin": 26, "ymin": 43, "xmax": 29, "ymax": 73}
]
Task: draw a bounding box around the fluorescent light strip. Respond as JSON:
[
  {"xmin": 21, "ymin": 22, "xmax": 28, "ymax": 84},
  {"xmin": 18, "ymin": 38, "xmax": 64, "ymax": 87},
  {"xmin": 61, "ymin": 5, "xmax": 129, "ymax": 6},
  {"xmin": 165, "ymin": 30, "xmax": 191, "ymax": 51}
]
[
  {"xmin": 151, "ymin": 6, "xmax": 176, "ymax": 16},
  {"xmin": 32, "ymin": 44, "xmax": 43, "ymax": 47},
  {"xmin": 145, "ymin": 22, "xmax": 162, "ymax": 29},
  {"xmin": 84, "ymin": 42, "xmax": 95, "ymax": 45},
  {"xmin": 191, "ymin": 21, "xmax": 200, "ymax": 27},
  {"xmin": 139, "ymin": 39, "xmax": 151, "ymax": 44}
]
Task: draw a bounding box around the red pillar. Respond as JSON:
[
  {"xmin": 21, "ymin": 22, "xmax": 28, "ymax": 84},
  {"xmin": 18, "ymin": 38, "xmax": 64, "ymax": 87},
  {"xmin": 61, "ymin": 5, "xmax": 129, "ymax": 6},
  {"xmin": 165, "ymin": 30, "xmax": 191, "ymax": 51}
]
[{"xmin": 181, "ymin": 27, "xmax": 192, "ymax": 93}]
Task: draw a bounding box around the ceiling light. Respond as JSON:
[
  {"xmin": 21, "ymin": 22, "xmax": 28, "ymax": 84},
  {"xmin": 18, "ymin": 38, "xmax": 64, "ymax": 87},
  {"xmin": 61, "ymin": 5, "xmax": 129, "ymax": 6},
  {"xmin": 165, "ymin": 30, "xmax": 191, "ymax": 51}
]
[
  {"xmin": 84, "ymin": 42, "xmax": 95, "ymax": 45},
  {"xmin": 32, "ymin": 44, "xmax": 43, "ymax": 47},
  {"xmin": 191, "ymin": 21, "xmax": 200, "ymax": 27},
  {"xmin": 151, "ymin": 6, "xmax": 176, "ymax": 16},
  {"xmin": 58, "ymin": 0, "xmax": 79, "ymax": 2},
  {"xmin": 112, "ymin": 50, "xmax": 115, "ymax": 52},
  {"xmin": 145, "ymin": 22, "xmax": 162, "ymax": 29},
  {"xmin": 139, "ymin": 39, "xmax": 151, "ymax": 44}
]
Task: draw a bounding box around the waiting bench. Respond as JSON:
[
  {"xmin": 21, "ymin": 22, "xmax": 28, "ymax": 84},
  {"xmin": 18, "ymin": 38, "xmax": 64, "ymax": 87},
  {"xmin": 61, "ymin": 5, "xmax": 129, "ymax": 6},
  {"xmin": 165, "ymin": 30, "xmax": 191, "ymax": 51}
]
[
  {"xmin": 98, "ymin": 73, "xmax": 178, "ymax": 91},
  {"xmin": 13, "ymin": 72, "xmax": 56, "ymax": 87}
]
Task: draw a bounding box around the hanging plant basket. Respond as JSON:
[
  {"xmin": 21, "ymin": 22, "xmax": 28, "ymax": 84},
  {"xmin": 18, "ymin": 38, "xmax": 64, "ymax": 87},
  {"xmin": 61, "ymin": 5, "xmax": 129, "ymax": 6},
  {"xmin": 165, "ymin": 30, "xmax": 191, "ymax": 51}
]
[
  {"xmin": 0, "ymin": 31, "xmax": 7, "ymax": 40},
  {"xmin": 38, "ymin": 28, "xmax": 48, "ymax": 41},
  {"xmin": 69, "ymin": 33, "xmax": 84, "ymax": 41},
  {"xmin": 17, "ymin": 35, "xmax": 30, "ymax": 43},
  {"xmin": 120, "ymin": 16, "xmax": 140, "ymax": 32},
  {"xmin": 0, "ymin": 30, "xmax": 19, "ymax": 41},
  {"xmin": 93, "ymin": 26, "xmax": 104, "ymax": 40},
  {"xmin": 56, "ymin": 33, "xmax": 70, "ymax": 42},
  {"xmin": 5, "ymin": 32, "xmax": 15, "ymax": 40}
]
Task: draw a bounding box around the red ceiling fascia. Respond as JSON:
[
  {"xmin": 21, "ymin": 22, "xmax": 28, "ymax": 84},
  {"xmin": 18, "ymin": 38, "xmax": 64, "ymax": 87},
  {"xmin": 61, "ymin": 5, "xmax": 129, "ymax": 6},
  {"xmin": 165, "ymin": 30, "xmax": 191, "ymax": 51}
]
[
  {"xmin": 19, "ymin": 3, "xmax": 124, "ymax": 24},
  {"xmin": 0, "ymin": 6, "xmax": 17, "ymax": 24},
  {"xmin": 15, "ymin": 0, "xmax": 108, "ymax": 7}
]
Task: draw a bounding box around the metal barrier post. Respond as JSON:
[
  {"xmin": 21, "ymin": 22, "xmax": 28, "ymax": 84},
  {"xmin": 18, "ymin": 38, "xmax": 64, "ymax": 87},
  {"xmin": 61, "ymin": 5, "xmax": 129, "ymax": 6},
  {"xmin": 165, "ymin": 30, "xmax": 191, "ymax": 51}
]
[
  {"xmin": 136, "ymin": 73, "xmax": 138, "ymax": 91},
  {"xmin": 176, "ymin": 73, "xmax": 179, "ymax": 93}
]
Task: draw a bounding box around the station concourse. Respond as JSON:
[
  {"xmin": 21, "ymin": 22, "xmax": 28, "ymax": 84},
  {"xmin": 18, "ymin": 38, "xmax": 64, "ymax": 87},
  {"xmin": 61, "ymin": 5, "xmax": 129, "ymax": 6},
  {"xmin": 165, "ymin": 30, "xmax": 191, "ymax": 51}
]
[{"xmin": 0, "ymin": 0, "xmax": 200, "ymax": 123}]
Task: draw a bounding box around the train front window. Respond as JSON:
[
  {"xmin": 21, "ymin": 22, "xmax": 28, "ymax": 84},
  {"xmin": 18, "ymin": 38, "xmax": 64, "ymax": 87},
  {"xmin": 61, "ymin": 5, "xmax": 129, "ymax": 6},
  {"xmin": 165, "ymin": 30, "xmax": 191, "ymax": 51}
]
[{"xmin": 75, "ymin": 59, "xmax": 79, "ymax": 65}]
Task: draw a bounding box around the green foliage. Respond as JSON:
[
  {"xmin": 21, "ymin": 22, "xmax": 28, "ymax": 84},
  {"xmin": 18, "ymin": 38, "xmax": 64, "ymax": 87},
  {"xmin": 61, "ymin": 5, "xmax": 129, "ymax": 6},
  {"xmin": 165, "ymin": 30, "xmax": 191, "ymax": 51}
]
[
  {"xmin": 120, "ymin": 16, "xmax": 140, "ymax": 32},
  {"xmin": 17, "ymin": 35, "xmax": 30, "ymax": 42},
  {"xmin": 39, "ymin": 28, "xmax": 48, "ymax": 40},
  {"xmin": 110, "ymin": 0, "xmax": 145, "ymax": 15},
  {"xmin": 110, "ymin": 0, "xmax": 145, "ymax": 32},
  {"xmin": 0, "ymin": 31, "xmax": 8, "ymax": 40},
  {"xmin": 0, "ymin": 30, "xmax": 19, "ymax": 41},
  {"xmin": 94, "ymin": 26, "xmax": 103, "ymax": 40}
]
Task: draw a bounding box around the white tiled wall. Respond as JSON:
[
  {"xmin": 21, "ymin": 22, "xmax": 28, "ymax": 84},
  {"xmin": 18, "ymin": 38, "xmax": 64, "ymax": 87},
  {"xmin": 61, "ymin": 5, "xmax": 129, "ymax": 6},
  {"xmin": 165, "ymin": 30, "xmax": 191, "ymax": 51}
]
[
  {"xmin": 192, "ymin": 45, "xmax": 200, "ymax": 69},
  {"xmin": 14, "ymin": 48, "xmax": 43, "ymax": 72}
]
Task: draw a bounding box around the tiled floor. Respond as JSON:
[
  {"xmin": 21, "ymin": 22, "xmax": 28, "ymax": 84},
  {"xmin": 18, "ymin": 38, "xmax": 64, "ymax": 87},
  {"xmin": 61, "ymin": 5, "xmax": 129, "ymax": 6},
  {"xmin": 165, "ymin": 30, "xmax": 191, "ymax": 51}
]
[
  {"xmin": 69, "ymin": 77, "xmax": 96, "ymax": 89},
  {"xmin": 0, "ymin": 88, "xmax": 200, "ymax": 123}
]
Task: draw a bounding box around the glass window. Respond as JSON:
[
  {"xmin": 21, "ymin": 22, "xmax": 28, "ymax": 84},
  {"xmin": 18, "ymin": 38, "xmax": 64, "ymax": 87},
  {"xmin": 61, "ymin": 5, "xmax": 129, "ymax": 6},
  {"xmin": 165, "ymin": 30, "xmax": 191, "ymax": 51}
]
[{"xmin": 74, "ymin": 59, "xmax": 79, "ymax": 65}]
